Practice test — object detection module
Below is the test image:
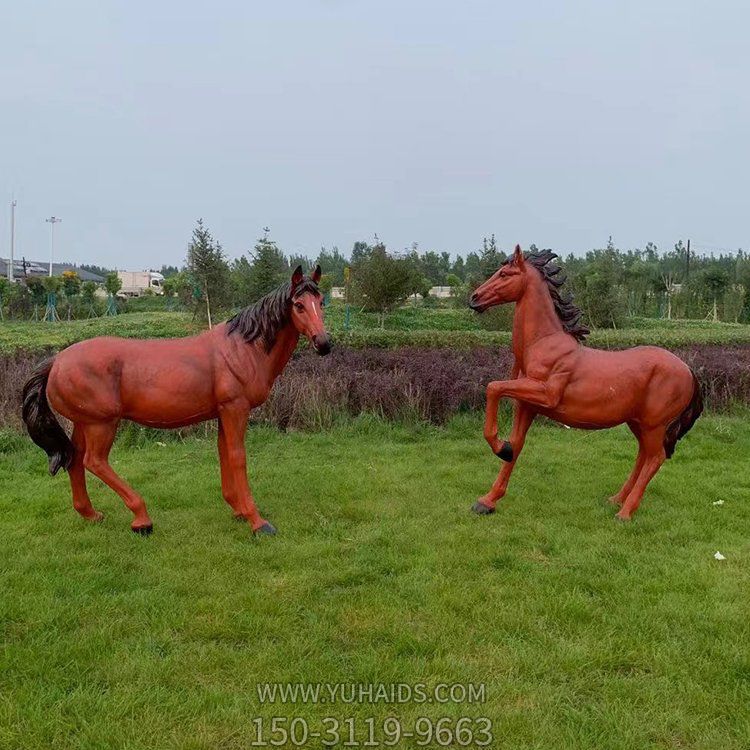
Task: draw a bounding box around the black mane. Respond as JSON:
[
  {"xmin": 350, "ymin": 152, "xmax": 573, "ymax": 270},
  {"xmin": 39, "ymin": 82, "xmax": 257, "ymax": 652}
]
[
  {"xmin": 226, "ymin": 277, "xmax": 320, "ymax": 352},
  {"xmin": 506, "ymin": 249, "xmax": 589, "ymax": 341}
]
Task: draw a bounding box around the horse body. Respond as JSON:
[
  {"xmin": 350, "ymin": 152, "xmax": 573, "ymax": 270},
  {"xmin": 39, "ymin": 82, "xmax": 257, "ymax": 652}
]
[
  {"xmin": 48, "ymin": 322, "xmax": 298, "ymax": 429},
  {"xmin": 531, "ymin": 345, "xmax": 694, "ymax": 431},
  {"xmin": 470, "ymin": 246, "xmax": 702, "ymax": 520},
  {"xmin": 22, "ymin": 266, "xmax": 330, "ymax": 535}
]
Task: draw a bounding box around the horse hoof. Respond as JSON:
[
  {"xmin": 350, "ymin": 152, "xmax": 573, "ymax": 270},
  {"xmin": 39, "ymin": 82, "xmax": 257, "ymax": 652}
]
[
  {"xmin": 472, "ymin": 501, "xmax": 495, "ymax": 515},
  {"xmin": 608, "ymin": 495, "xmax": 623, "ymax": 507},
  {"xmin": 255, "ymin": 521, "xmax": 277, "ymax": 536},
  {"xmin": 85, "ymin": 511, "xmax": 104, "ymax": 523},
  {"xmin": 495, "ymin": 441, "xmax": 514, "ymax": 462},
  {"xmin": 132, "ymin": 524, "xmax": 153, "ymax": 536},
  {"xmin": 615, "ymin": 512, "xmax": 631, "ymax": 522},
  {"xmin": 233, "ymin": 513, "xmax": 245, "ymax": 522}
]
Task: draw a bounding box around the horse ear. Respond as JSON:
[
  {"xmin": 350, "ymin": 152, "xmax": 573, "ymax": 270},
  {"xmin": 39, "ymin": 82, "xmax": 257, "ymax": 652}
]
[
  {"xmin": 312, "ymin": 264, "xmax": 322, "ymax": 284},
  {"xmin": 291, "ymin": 265, "xmax": 304, "ymax": 289},
  {"xmin": 514, "ymin": 245, "xmax": 525, "ymax": 269}
]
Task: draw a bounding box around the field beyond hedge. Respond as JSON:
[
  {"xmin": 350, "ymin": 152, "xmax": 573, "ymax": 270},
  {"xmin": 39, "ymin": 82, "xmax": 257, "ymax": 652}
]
[
  {"xmin": 0, "ymin": 415, "xmax": 748, "ymax": 749},
  {"xmin": 2, "ymin": 309, "xmax": 750, "ymax": 354}
]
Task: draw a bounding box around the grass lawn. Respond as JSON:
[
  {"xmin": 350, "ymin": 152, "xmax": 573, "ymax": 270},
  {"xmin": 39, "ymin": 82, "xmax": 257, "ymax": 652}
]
[
  {"xmin": 2, "ymin": 310, "xmax": 750, "ymax": 354},
  {"xmin": 0, "ymin": 415, "xmax": 749, "ymax": 749}
]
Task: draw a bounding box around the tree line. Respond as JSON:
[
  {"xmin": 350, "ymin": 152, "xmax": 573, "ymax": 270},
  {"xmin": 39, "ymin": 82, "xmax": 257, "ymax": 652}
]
[
  {"xmin": 177, "ymin": 221, "xmax": 750, "ymax": 328},
  {"xmin": 2, "ymin": 219, "xmax": 747, "ymax": 328}
]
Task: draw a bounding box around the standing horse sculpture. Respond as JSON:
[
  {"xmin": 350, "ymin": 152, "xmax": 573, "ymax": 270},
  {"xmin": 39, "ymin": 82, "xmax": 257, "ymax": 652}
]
[
  {"xmin": 21, "ymin": 266, "xmax": 330, "ymax": 536},
  {"xmin": 469, "ymin": 246, "xmax": 702, "ymax": 521}
]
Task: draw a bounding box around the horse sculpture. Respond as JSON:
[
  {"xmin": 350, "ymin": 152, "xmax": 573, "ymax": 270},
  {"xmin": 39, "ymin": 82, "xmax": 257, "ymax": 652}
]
[
  {"xmin": 21, "ymin": 266, "xmax": 330, "ymax": 536},
  {"xmin": 469, "ymin": 246, "xmax": 702, "ymax": 521}
]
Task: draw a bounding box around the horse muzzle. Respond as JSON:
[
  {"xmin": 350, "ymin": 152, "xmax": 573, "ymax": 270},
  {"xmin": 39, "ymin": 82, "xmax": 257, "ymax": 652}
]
[
  {"xmin": 312, "ymin": 334, "xmax": 332, "ymax": 356},
  {"xmin": 469, "ymin": 294, "xmax": 486, "ymax": 313}
]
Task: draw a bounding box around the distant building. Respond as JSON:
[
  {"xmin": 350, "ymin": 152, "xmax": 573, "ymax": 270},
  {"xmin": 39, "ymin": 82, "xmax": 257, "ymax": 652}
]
[
  {"xmin": 331, "ymin": 285, "xmax": 456, "ymax": 301},
  {"xmin": 0, "ymin": 259, "xmax": 105, "ymax": 283}
]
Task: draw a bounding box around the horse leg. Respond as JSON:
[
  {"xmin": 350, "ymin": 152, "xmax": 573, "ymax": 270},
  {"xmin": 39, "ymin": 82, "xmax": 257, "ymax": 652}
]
[
  {"xmin": 82, "ymin": 421, "xmax": 153, "ymax": 534},
  {"xmin": 217, "ymin": 420, "xmax": 243, "ymax": 518},
  {"xmin": 483, "ymin": 382, "xmax": 511, "ymax": 458},
  {"xmin": 218, "ymin": 405, "xmax": 275, "ymax": 535},
  {"xmin": 608, "ymin": 423, "xmax": 644, "ymax": 507},
  {"xmin": 69, "ymin": 424, "xmax": 104, "ymax": 522},
  {"xmin": 483, "ymin": 374, "xmax": 567, "ymax": 459},
  {"xmin": 616, "ymin": 427, "xmax": 666, "ymax": 521},
  {"xmin": 474, "ymin": 403, "xmax": 535, "ymax": 514}
]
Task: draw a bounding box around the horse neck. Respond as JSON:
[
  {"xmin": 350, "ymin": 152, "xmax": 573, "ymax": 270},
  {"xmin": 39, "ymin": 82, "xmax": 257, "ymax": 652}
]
[
  {"xmin": 512, "ymin": 271, "xmax": 564, "ymax": 356},
  {"xmin": 221, "ymin": 321, "xmax": 300, "ymax": 390},
  {"xmin": 260, "ymin": 323, "xmax": 300, "ymax": 378}
]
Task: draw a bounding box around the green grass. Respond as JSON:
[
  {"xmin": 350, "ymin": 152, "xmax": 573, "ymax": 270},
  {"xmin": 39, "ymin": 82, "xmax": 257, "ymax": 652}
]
[
  {"xmin": 1, "ymin": 415, "xmax": 748, "ymax": 749},
  {"xmin": 2, "ymin": 308, "xmax": 749, "ymax": 354},
  {"xmin": 0, "ymin": 313, "xmax": 202, "ymax": 354}
]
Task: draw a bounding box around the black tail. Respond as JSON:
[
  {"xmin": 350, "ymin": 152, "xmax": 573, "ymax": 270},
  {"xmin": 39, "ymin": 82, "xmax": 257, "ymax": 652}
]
[
  {"xmin": 21, "ymin": 357, "xmax": 74, "ymax": 475},
  {"xmin": 664, "ymin": 370, "xmax": 703, "ymax": 459}
]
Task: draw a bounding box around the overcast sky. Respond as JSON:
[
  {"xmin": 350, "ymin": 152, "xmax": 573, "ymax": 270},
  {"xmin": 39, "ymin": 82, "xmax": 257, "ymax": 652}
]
[{"xmin": 1, "ymin": 1, "xmax": 747, "ymax": 269}]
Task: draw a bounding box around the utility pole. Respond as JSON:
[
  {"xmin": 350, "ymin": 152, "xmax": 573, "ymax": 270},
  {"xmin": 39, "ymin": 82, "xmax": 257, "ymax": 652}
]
[
  {"xmin": 686, "ymin": 238, "xmax": 690, "ymax": 280},
  {"xmin": 45, "ymin": 216, "xmax": 61, "ymax": 277},
  {"xmin": 9, "ymin": 199, "xmax": 16, "ymax": 282}
]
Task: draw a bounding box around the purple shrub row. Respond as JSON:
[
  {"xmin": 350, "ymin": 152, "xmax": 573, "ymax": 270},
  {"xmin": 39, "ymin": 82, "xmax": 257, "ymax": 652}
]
[
  {"xmin": 256, "ymin": 345, "xmax": 750, "ymax": 429},
  {"xmin": 1, "ymin": 345, "xmax": 748, "ymax": 433}
]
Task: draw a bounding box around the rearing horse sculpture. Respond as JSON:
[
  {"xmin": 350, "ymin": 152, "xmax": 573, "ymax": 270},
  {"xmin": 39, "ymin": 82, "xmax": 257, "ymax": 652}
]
[
  {"xmin": 469, "ymin": 246, "xmax": 702, "ymax": 521},
  {"xmin": 21, "ymin": 266, "xmax": 330, "ymax": 535}
]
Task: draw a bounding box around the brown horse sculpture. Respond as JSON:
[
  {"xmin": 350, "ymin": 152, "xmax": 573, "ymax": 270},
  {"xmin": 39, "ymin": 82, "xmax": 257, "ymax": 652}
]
[
  {"xmin": 469, "ymin": 246, "xmax": 702, "ymax": 520},
  {"xmin": 21, "ymin": 266, "xmax": 330, "ymax": 535}
]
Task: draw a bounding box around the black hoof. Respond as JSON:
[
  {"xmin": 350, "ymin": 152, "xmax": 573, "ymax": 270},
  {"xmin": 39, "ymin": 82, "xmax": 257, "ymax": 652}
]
[
  {"xmin": 472, "ymin": 501, "xmax": 495, "ymax": 515},
  {"xmin": 255, "ymin": 521, "xmax": 277, "ymax": 536},
  {"xmin": 132, "ymin": 524, "xmax": 153, "ymax": 536},
  {"xmin": 495, "ymin": 441, "xmax": 514, "ymax": 462}
]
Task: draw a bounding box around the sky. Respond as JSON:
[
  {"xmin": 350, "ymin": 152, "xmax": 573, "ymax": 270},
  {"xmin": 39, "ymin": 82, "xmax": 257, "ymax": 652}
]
[{"xmin": 0, "ymin": 0, "xmax": 748, "ymax": 269}]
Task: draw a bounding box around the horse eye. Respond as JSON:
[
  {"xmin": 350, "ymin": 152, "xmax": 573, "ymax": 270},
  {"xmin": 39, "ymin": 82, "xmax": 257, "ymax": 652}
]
[{"xmin": 294, "ymin": 302, "xmax": 304, "ymax": 311}]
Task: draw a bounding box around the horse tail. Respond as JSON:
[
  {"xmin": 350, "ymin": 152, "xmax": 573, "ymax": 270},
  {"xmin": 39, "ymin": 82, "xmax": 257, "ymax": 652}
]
[
  {"xmin": 664, "ymin": 369, "xmax": 703, "ymax": 459},
  {"xmin": 21, "ymin": 357, "xmax": 74, "ymax": 475}
]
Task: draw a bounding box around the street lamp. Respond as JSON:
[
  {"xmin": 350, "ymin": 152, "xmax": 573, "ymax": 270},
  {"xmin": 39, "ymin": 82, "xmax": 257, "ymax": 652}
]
[
  {"xmin": 45, "ymin": 216, "xmax": 62, "ymax": 277},
  {"xmin": 8, "ymin": 199, "xmax": 16, "ymax": 282}
]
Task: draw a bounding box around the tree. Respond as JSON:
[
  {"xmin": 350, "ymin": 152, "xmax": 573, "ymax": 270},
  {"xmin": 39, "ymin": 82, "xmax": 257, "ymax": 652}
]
[
  {"xmin": 26, "ymin": 277, "xmax": 47, "ymax": 308},
  {"xmin": 571, "ymin": 249, "xmax": 624, "ymax": 328},
  {"xmin": 186, "ymin": 219, "xmax": 230, "ymax": 326},
  {"xmin": 445, "ymin": 273, "xmax": 461, "ymax": 288},
  {"xmin": 695, "ymin": 266, "xmax": 730, "ymax": 321},
  {"xmin": 242, "ymin": 233, "xmax": 287, "ymax": 303},
  {"xmin": 62, "ymin": 270, "xmax": 82, "ymax": 299},
  {"xmin": 105, "ymin": 272, "xmax": 122, "ymax": 296},
  {"xmin": 451, "ymin": 256, "xmax": 465, "ymax": 281},
  {"xmin": 60, "ymin": 270, "xmax": 81, "ymax": 319},
  {"xmin": 316, "ymin": 246, "xmax": 349, "ymax": 285},
  {"xmin": 479, "ymin": 235, "xmax": 505, "ymax": 279},
  {"xmin": 81, "ymin": 281, "xmax": 97, "ymax": 312},
  {"xmin": 317, "ymin": 274, "xmax": 334, "ymax": 297},
  {"xmin": 352, "ymin": 243, "xmax": 414, "ymax": 327}
]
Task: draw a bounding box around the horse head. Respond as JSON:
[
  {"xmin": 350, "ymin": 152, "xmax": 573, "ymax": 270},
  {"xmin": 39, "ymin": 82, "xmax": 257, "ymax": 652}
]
[
  {"xmin": 290, "ymin": 265, "xmax": 332, "ymax": 355},
  {"xmin": 469, "ymin": 245, "xmax": 528, "ymax": 312}
]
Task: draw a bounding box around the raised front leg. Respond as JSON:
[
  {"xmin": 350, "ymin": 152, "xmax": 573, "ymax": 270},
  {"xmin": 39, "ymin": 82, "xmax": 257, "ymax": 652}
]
[
  {"xmin": 217, "ymin": 403, "xmax": 276, "ymax": 535},
  {"xmin": 474, "ymin": 402, "xmax": 535, "ymax": 515},
  {"xmin": 483, "ymin": 374, "xmax": 567, "ymax": 458}
]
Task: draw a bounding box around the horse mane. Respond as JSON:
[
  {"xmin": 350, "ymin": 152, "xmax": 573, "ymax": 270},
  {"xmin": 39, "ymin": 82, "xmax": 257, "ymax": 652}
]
[
  {"xmin": 508, "ymin": 249, "xmax": 590, "ymax": 341},
  {"xmin": 226, "ymin": 277, "xmax": 320, "ymax": 352}
]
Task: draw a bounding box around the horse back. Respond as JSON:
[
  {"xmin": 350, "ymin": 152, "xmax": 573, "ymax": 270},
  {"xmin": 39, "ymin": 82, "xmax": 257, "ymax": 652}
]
[{"xmin": 48, "ymin": 333, "xmax": 222, "ymax": 426}]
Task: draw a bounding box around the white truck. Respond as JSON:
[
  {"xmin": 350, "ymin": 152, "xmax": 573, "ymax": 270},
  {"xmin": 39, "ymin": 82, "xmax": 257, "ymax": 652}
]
[{"xmin": 116, "ymin": 270, "xmax": 165, "ymax": 297}]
